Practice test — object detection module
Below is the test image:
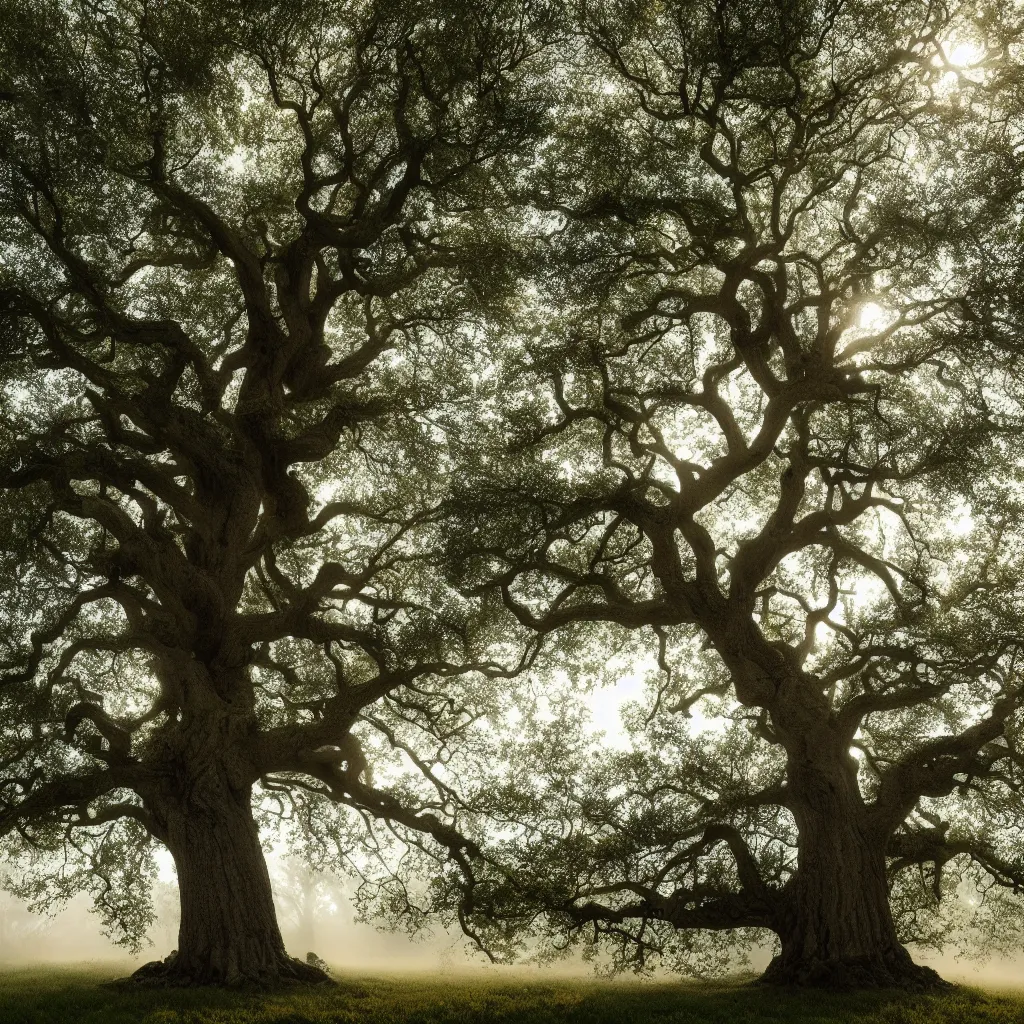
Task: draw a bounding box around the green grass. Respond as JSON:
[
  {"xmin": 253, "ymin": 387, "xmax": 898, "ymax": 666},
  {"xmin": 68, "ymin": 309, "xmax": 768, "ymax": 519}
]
[{"xmin": 0, "ymin": 965, "xmax": 1022, "ymax": 1024}]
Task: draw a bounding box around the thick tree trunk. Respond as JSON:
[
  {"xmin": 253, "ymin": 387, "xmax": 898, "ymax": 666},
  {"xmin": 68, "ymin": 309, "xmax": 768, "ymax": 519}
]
[
  {"xmin": 131, "ymin": 779, "xmax": 329, "ymax": 987},
  {"xmin": 761, "ymin": 742, "xmax": 942, "ymax": 989}
]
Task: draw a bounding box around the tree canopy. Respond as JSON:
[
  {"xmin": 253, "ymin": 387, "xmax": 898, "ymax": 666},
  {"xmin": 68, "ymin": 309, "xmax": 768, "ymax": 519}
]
[
  {"xmin": 0, "ymin": 0, "xmax": 552, "ymax": 985},
  {"xmin": 445, "ymin": 0, "xmax": 1024, "ymax": 988},
  {"xmin": 2, "ymin": 0, "xmax": 1024, "ymax": 992}
]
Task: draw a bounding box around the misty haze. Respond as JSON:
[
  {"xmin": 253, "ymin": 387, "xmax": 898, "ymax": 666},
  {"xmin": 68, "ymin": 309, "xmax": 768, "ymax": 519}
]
[{"xmin": 4, "ymin": 0, "xmax": 1024, "ymax": 1021}]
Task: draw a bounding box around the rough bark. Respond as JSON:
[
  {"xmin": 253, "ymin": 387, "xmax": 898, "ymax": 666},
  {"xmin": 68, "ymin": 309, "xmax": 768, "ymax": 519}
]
[
  {"xmin": 761, "ymin": 741, "xmax": 942, "ymax": 990},
  {"xmin": 131, "ymin": 771, "xmax": 330, "ymax": 987}
]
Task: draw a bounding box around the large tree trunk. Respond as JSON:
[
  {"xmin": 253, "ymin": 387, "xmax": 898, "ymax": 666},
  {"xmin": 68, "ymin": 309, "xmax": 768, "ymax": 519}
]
[
  {"xmin": 761, "ymin": 737, "xmax": 942, "ymax": 989},
  {"xmin": 132, "ymin": 775, "xmax": 329, "ymax": 987}
]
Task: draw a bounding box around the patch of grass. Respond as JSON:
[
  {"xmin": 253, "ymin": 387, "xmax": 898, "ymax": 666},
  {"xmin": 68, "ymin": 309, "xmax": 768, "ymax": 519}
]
[{"xmin": 0, "ymin": 964, "xmax": 1021, "ymax": 1024}]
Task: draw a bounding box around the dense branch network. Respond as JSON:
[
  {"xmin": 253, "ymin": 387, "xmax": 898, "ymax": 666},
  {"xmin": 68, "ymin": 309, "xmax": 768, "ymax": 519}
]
[
  {"xmin": 447, "ymin": 0, "xmax": 1024, "ymax": 983},
  {"xmin": 0, "ymin": 0, "xmax": 552, "ymax": 979}
]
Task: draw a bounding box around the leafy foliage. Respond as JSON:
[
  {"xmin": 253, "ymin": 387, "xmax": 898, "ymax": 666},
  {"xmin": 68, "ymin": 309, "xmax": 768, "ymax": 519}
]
[
  {"xmin": 2, "ymin": 0, "xmax": 1024, "ymax": 989},
  {"xmin": 441, "ymin": 0, "xmax": 1024, "ymax": 983},
  {"xmin": 0, "ymin": 0, "xmax": 554, "ymax": 977}
]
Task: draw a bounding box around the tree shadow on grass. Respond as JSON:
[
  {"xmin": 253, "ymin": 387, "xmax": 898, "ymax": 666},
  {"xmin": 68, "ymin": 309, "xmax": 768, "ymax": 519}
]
[{"xmin": 0, "ymin": 966, "xmax": 1013, "ymax": 1024}]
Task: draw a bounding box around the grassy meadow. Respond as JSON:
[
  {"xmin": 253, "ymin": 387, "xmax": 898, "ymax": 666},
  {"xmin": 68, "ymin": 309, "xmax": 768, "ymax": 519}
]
[{"xmin": 1, "ymin": 965, "xmax": 1024, "ymax": 1024}]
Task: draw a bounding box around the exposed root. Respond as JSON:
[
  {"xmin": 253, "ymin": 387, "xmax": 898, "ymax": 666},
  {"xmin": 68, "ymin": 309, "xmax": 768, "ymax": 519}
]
[
  {"xmin": 120, "ymin": 950, "xmax": 335, "ymax": 989},
  {"xmin": 759, "ymin": 951, "xmax": 951, "ymax": 991}
]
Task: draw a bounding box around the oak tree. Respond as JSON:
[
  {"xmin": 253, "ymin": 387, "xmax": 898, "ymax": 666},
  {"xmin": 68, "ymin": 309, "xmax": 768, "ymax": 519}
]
[
  {"xmin": 0, "ymin": 0, "xmax": 549, "ymax": 985},
  {"xmin": 450, "ymin": 0, "xmax": 1024, "ymax": 988}
]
